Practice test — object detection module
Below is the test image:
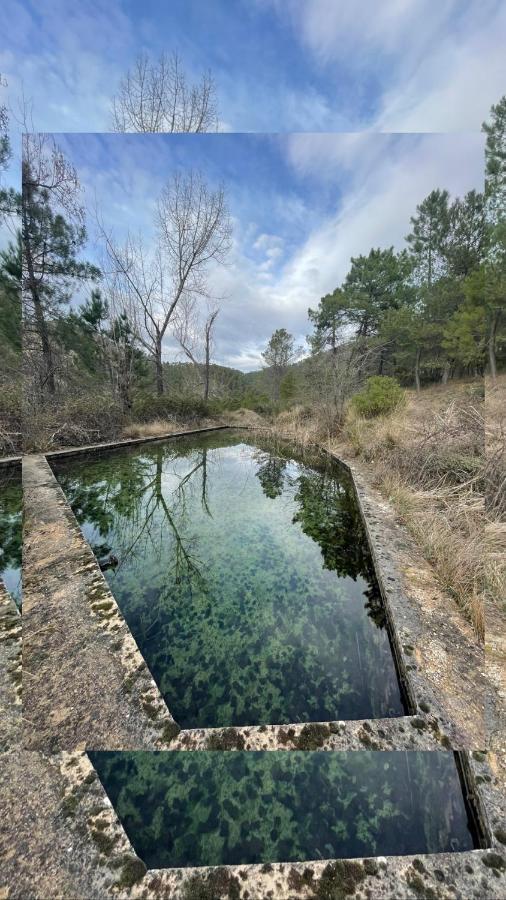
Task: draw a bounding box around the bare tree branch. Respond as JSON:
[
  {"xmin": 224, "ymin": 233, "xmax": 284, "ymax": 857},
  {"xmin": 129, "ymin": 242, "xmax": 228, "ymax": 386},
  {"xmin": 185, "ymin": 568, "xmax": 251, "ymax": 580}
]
[{"xmin": 111, "ymin": 52, "xmax": 219, "ymax": 133}]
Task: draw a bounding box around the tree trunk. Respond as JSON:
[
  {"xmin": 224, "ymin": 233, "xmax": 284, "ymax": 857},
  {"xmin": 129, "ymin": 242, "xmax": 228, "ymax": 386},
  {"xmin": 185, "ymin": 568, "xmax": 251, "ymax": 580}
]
[
  {"xmin": 22, "ymin": 217, "xmax": 56, "ymax": 394},
  {"xmin": 155, "ymin": 335, "xmax": 164, "ymax": 395},
  {"xmin": 119, "ymin": 345, "xmax": 132, "ymax": 414},
  {"xmin": 204, "ymin": 330, "xmax": 210, "ymax": 402},
  {"xmin": 414, "ymin": 347, "xmax": 421, "ymax": 394},
  {"xmin": 488, "ymin": 309, "xmax": 499, "ymax": 384},
  {"xmin": 441, "ymin": 359, "xmax": 451, "ymax": 384}
]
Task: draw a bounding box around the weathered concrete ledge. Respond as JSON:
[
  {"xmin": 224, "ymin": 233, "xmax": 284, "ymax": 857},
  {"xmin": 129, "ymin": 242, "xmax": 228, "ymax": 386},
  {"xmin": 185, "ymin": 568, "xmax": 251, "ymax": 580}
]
[
  {"xmin": 44, "ymin": 424, "xmax": 231, "ymax": 459},
  {"xmin": 170, "ymin": 717, "xmax": 447, "ymax": 752},
  {"xmin": 0, "ymin": 584, "xmax": 21, "ymax": 751},
  {"xmin": 2, "ymin": 749, "xmax": 505, "ymax": 900},
  {"xmin": 23, "ymin": 454, "xmax": 179, "ymax": 752}
]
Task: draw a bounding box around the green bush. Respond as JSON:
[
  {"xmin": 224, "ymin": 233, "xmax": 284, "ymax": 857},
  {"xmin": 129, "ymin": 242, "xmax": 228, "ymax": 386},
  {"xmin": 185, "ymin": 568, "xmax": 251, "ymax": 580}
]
[{"xmin": 351, "ymin": 376, "xmax": 405, "ymax": 418}]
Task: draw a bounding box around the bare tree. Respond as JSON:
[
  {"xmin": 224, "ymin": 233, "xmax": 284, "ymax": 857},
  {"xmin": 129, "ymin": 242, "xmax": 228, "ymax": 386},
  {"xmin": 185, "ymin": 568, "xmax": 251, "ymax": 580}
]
[
  {"xmin": 96, "ymin": 227, "xmax": 167, "ymax": 394},
  {"xmin": 173, "ymin": 295, "xmax": 220, "ymax": 401},
  {"xmin": 97, "ymin": 171, "xmax": 230, "ymax": 397},
  {"xmin": 111, "ymin": 52, "xmax": 219, "ymax": 133}
]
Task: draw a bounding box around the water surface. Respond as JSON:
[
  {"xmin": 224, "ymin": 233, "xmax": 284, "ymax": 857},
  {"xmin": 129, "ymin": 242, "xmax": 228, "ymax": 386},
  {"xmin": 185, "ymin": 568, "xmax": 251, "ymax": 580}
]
[
  {"xmin": 54, "ymin": 431, "xmax": 405, "ymax": 727},
  {"xmin": 0, "ymin": 463, "xmax": 22, "ymax": 606},
  {"xmin": 89, "ymin": 751, "xmax": 477, "ymax": 868}
]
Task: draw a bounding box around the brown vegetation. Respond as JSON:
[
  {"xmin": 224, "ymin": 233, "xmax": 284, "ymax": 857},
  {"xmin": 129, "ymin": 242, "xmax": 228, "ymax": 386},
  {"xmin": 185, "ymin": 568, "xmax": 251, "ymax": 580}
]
[
  {"xmin": 485, "ymin": 374, "xmax": 506, "ymax": 616},
  {"xmin": 272, "ymin": 379, "xmax": 488, "ymax": 639}
]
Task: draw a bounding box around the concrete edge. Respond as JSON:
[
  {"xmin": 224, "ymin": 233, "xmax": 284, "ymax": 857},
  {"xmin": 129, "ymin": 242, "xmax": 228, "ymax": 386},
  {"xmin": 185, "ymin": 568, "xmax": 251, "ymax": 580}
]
[
  {"xmin": 43, "ymin": 424, "xmax": 233, "ymax": 459},
  {"xmin": 22, "ymin": 454, "xmax": 180, "ymax": 752}
]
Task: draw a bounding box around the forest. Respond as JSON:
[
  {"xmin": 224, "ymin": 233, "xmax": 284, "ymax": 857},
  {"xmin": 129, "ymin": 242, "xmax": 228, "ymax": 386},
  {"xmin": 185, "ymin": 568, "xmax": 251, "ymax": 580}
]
[{"xmin": 0, "ymin": 95, "xmax": 504, "ymax": 455}]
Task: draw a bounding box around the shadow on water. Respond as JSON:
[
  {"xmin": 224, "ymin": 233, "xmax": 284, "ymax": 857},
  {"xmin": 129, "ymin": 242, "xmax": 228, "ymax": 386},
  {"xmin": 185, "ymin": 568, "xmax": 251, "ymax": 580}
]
[
  {"xmin": 0, "ymin": 464, "xmax": 22, "ymax": 607},
  {"xmin": 88, "ymin": 750, "xmax": 478, "ymax": 869},
  {"xmin": 53, "ymin": 430, "xmax": 406, "ymax": 727}
]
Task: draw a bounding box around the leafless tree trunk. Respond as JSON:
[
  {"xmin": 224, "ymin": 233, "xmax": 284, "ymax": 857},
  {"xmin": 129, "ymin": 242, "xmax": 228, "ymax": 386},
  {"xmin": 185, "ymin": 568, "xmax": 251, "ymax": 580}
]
[
  {"xmin": 488, "ymin": 307, "xmax": 500, "ymax": 384},
  {"xmin": 203, "ymin": 310, "xmax": 219, "ymax": 401},
  {"xmin": 97, "ymin": 172, "xmax": 230, "ymax": 397},
  {"xmin": 111, "ymin": 52, "xmax": 219, "ymax": 133},
  {"xmin": 414, "ymin": 346, "xmax": 421, "ymax": 393},
  {"xmin": 174, "ymin": 296, "xmax": 219, "ymax": 400}
]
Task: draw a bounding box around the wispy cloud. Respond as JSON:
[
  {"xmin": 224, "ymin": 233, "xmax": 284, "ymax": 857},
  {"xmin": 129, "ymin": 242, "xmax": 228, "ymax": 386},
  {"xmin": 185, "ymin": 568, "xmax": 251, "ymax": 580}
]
[
  {"xmin": 55, "ymin": 131, "xmax": 484, "ymax": 371},
  {"xmin": 1, "ymin": 0, "xmax": 504, "ymax": 132}
]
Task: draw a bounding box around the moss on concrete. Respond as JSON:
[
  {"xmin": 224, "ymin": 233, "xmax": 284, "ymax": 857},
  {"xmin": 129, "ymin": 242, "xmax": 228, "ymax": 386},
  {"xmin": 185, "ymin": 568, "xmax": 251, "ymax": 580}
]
[{"xmin": 295, "ymin": 723, "xmax": 330, "ymax": 750}]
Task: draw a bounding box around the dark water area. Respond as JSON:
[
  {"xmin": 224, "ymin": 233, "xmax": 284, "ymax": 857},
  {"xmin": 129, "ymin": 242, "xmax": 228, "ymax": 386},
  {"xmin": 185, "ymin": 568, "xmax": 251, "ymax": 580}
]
[
  {"xmin": 53, "ymin": 430, "xmax": 405, "ymax": 727},
  {"xmin": 0, "ymin": 463, "xmax": 22, "ymax": 606},
  {"xmin": 89, "ymin": 751, "xmax": 477, "ymax": 869}
]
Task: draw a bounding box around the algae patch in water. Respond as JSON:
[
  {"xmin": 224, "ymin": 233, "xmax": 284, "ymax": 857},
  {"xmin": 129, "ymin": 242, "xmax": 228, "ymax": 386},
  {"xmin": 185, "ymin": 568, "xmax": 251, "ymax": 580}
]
[
  {"xmin": 54, "ymin": 431, "xmax": 405, "ymax": 728},
  {"xmin": 0, "ymin": 464, "xmax": 22, "ymax": 606},
  {"xmin": 88, "ymin": 751, "xmax": 477, "ymax": 869}
]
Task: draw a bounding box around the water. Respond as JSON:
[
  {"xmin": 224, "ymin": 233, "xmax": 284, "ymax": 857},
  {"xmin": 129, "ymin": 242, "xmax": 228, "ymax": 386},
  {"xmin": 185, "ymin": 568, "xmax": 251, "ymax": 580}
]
[
  {"xmin": 0, "ymin": 463, "xmax": 22, "ymax": 606},
  {"xmin": 53, "ymin": 430, "xmax": 405, "ymax": 727},
  {"xmin": 89, "ymin": 751, "xmax": 477, "ymax": 869}
]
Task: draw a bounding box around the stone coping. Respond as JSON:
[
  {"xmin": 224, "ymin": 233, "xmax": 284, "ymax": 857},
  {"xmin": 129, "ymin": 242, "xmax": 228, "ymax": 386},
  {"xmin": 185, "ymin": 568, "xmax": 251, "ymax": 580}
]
[
  {"xmin": 44, "ymin": 424, "xmax": 231, "ymax": 459},
  {"xmin": 2, "ymin": 749, "xmax": 505, "ymax": 900},
  {"xmin": 0, "ymin": 455, "xmax": 22, "ymax": 467},
  {"xmin": 22, "ymin": 425, "xmax": 484, "ymax": 751}
]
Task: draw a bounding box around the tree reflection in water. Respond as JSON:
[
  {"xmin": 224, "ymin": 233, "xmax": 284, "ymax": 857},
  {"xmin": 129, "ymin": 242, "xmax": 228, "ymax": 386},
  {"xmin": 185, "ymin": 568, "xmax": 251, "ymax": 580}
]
[
  {"xmin": 54, "ymin": 432, "xmax": 406, "ymax": 727},
  {"xmin": 0, "ymin": 464, "xmax": 22, "ymax": 605}
]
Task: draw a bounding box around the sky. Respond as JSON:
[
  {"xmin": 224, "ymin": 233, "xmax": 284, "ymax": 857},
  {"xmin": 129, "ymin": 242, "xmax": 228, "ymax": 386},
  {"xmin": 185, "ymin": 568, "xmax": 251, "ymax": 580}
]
[
  {"xmin": 0, "ymin": 1, "xmax": 501, "ymax": 368},
  {"xmin": 0, "ymin": 0, "xmax": 505, "ymax": 134},
  {"xmin": 55, "ymin": 130, "xmax": 485, "ymax": 371}
]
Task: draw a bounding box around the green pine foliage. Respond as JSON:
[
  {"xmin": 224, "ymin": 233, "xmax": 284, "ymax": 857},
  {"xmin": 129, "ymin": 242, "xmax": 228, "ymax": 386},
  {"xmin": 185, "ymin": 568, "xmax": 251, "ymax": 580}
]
[{"xmin": 351, "ymin": 377, "xmax": 405, "ymax": 419}]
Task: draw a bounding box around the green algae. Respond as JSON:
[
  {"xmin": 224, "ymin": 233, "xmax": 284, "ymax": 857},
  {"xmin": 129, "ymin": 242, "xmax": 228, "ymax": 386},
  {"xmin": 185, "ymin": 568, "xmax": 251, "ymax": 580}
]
[
  {"xmin": 88, "ymin": 751, "xmax": 476, "ymax": 870},
  {"xmin": 54, "ymin": 431, "xmax": 405, "ymax": 728},
  {"xmin": 0, "ymin": 465, "xmax": 22, "ymax": 606}
]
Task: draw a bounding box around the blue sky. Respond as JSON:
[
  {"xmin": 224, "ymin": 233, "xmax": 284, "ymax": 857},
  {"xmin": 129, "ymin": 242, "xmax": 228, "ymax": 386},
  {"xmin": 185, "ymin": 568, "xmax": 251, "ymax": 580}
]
[
  {"xmin": 53, "ymin": 131, "xmax": 485, "ymax": 370},
  {"xmin": 1, "ymin": 0, "xmax": 505, "ymax": 133},
  {"xmin": 0, "ymin": 1, "xmax": 500, "ymax": 367}
]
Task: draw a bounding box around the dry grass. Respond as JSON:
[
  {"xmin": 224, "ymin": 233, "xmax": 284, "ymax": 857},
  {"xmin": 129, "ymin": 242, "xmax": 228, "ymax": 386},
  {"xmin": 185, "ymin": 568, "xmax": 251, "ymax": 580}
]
[
  {"xmin": 122, "ymin": 415, "xmax": 224, "ymax": 439},
  {"xmin": 485, "ymin": 374, "xmax": 506, "ymax": 617},
  {"xmin": 122, "ymin": 418, "xmax": 184, "ymax": 439},
  {"xmin": 340, "ymin": 381, "xmax": 486, "ymax": 638},
  {"xmin": 273, "ymin": 381, "xmax": 488, "ymax": 639},
  {"xmin": 221, "ymin": 408, "xmax": 266, "ymax": 428}
]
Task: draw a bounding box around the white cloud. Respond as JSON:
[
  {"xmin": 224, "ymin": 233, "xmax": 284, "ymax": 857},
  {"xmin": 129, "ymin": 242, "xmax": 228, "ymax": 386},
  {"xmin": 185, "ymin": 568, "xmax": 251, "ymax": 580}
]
[
  {"xmin": 56, "ymin": 132, "xmax": 485, "ymax": 374},
  {"xmin": 259, "ymin": 0, "xmax": 505, "ymax": 131},
  {"xmin": 204, "ymin": 133, "xmax": 484, "ymax": 369},
  {"xmin": 377, "ymin": 3, "xmax": 506, "ymax": 131}
]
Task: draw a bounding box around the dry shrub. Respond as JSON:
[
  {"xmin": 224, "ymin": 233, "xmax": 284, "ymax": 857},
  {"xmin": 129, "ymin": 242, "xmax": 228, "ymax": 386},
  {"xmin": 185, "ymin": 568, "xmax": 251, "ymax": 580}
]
[
  {"xmin": 121, "ymin": 416, "xmax": 220, "ymax": 439},
  {"xmin": 222, "ymin": 408, "xmax": 266, "ymax": 428},
  {"xmin": 0, "ymin": 381, "xmax": 22, "ymax": 454},
  {"xmin": 24, "ymin": 393, "xmax": 125, "ymax": 452},
  {"xmin": 122, "ymin": 419, "xmax": 181, "ymax": 439}
]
